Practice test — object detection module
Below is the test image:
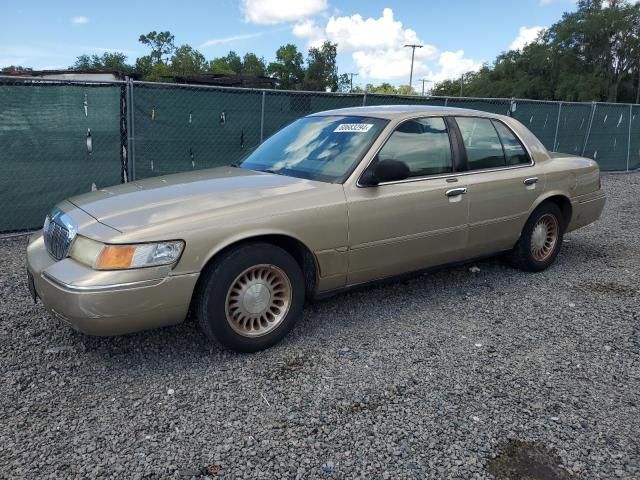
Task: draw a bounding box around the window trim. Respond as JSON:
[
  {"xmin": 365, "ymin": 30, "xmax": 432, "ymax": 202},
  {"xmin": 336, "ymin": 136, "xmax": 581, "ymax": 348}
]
[
  {"xmin": 355, "ymin": 114, "xmax": 535, "ymax": 188},
  {"xmin": 491, "ymin": 119, "xmax": 531, "ymax": 168},
  {"xmin": 454, "ymin": 116, "xmax": 533, "ymax": 172}
]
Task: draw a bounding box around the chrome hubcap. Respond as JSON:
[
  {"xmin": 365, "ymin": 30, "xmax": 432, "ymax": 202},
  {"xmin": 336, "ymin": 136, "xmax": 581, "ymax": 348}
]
[
  {"xmin": 225, "ymin": 264, "xmax": 292, "ymax": 338},
  {"xmin": 530, "ymin": 214, "xmax": 559, "ymax": 262}
]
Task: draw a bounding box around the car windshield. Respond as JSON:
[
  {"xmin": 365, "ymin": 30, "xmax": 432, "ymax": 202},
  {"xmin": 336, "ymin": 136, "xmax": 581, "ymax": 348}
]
[{"xmin": 239, "ymin": 115, "xmax": 388, "ymax": 182}]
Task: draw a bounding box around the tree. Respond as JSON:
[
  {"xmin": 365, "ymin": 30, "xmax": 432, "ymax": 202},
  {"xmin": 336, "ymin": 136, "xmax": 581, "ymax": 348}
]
[
  {"xmin": 170, "ymin": 45, "xmax": 206, "ymax": 76},
  {"xmin": 1, "ymin": 65, "xmax": 32, "ymax": 73},
  {"xmin": 71, "ymin": 52, "xmax": 132, "ymax": 73},
  {"xmin": 396, "ymin": 85, "xmax": 416, "ymax": 95},
  {"xmin": 242, "ymin": 53, "xmax": 267, "ymax": 77},
  {"xmin": 304, "ymin": 41, "xmax": 338, "ymax": 91},
  {"xmin": 337, "ymin": 73, "xmax": 352, "ymax": 93},
  {"xmin": 366, "ymin": 82, "xmax": 398, "ymax": 94},
  {"xmin": 431, "ymin": 0, "xmax": 640, "ymax": 103},
  {"xmin": 267, "ymin": 44, "xmax": 305, "ymax": 89},
  {"xmin": 208, "ymin": 51, "xmax": 242, "ymax": 74},
  {"xmin": 138, "ymin": 31, "xmax": 176, "ymax": 65}
]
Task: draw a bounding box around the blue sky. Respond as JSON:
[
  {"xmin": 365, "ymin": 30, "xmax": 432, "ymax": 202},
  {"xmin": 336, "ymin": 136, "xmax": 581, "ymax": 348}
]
[{"xmin": 0, "ymin": 0, "xmax": 577, "ymax": 89}]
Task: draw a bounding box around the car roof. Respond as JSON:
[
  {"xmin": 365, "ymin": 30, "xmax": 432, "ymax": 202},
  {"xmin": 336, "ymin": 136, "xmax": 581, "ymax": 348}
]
[{"xmin": 309, "ymin": 105, "xmax": 508, "ymax": 121}]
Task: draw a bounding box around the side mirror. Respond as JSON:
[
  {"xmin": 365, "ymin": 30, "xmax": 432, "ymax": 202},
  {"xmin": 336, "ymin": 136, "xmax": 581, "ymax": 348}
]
[{"xmin": 361, "ymin": 159, "xmax": 410, "ymax": 186}]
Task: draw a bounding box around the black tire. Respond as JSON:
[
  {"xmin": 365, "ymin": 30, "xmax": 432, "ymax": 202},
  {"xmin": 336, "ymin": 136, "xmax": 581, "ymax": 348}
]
[
  {"xmin": 193, "ymin": 242, "xmax": 305, "ymax": 353},
  {"xmin": 508, "ymin": 202, "xmax": 564, "ymax": 272}
]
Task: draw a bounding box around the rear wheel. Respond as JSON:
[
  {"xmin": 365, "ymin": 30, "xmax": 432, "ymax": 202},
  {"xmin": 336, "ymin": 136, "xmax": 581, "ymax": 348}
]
[
  {"xmin": 194, "ymin": 243, "xmax": 305, "ymax": 352},
  {"xmin": 508, "ymin": 202, "xmax": 564, "ymax": 272}
]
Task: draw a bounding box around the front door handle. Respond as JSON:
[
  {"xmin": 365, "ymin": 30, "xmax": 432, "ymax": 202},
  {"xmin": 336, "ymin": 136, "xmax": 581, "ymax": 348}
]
[
  {"xmin": 524, "ymin": 177, "xmax": 539, "ymax": 186},
  {"xmin": 445, "ymin": 187, "xmax": 468, "ymax": 197}
]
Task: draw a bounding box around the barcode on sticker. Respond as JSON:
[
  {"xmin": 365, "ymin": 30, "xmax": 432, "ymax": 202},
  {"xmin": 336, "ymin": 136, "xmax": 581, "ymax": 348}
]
[{"xmin": 334, "ymin": 123, "xmax": 374, "ymax": 133}]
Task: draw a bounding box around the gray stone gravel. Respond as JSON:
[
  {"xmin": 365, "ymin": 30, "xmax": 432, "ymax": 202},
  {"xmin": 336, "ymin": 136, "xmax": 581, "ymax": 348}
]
[{"xmin": 1, "ymin": 173, "xmax": 639, "ymax": 479}]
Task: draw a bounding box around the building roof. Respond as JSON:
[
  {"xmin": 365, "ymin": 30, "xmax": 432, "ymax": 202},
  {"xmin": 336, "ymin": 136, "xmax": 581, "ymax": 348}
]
[{"xmin": 171, "ymin": 74, "xmax": 277, "ymax": 88}]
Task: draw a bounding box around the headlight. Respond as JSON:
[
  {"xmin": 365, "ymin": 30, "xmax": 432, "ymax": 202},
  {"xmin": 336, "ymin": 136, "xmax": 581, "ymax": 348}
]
[{"xmin": 70, "ymin": 237, "xmax": 184, "ymax": 270}]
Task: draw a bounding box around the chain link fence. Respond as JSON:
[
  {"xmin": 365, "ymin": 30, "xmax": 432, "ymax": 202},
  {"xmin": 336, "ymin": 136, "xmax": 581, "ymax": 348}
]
[{"xmin": 1, "ymin": 76, "xmax": 638, "ymax": 232}]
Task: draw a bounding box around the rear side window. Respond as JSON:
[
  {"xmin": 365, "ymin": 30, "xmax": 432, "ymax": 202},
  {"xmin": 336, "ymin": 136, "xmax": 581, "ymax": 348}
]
[
  {"xmin": 455, "ymin": 117, "xmax": 505, "ymax": 170},
  {"xmin": 492, "ymin": 121, "xmax": 530, "ymax": 165},
  {"xmin": 377, "ymin": 117, "xmax": 452, "ymax": 178}
]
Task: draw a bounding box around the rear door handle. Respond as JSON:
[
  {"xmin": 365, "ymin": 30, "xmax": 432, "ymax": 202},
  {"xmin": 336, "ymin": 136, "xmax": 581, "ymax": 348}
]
[
  {"xmin": 524, "ymin": 177, "xmax": 539, "ymax": 186},
  {"xmin": 445, "ymin": 187, "xmax": 468, "ymax": 197}
]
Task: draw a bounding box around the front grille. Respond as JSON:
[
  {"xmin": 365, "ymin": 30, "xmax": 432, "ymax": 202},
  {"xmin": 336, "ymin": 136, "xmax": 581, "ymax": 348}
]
[{"xmin": 43, "ymin": 209, "xmax": 76, "ymax": 260}]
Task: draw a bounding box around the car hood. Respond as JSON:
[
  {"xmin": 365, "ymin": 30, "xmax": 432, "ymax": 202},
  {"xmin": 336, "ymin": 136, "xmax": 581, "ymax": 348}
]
[{"xmin": 68, "ymin": 167, "xmax": 321, "ymax": 233}]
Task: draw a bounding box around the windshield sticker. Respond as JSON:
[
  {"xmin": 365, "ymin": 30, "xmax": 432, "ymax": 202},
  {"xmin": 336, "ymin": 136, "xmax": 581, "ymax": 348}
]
[{"xmin": 334, "ymin": 123, "xmax": 374, "ymax": 133}]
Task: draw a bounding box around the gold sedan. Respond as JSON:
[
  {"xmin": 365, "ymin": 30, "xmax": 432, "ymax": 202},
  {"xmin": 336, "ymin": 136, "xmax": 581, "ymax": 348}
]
[{"xmin": 26, "ymin": 106, "xmax": 606, "ymax": 352}]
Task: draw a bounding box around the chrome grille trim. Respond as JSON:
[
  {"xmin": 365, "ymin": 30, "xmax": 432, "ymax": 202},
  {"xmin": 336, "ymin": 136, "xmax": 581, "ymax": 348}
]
[{"xmin": 43, "ymin": 208, "xmax": 77, "ymax": 261}]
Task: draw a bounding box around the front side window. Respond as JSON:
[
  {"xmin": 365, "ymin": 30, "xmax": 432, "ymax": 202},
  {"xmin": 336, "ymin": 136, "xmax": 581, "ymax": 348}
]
[
  {"xmin": 240, "ymin": 115, "xmax": 387, "ymax": 182},
  {"xmin": 456, "ymin": 117, "xmax": 506, "ymax": 170},
  {"xmin": 377, "ymin": 117, "xmax": 452, "ymax": 177}
]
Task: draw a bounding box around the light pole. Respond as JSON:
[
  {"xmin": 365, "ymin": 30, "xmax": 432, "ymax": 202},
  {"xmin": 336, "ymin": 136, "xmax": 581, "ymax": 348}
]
[{"xmin": 404, "ymin": 44, "xmax": 423, "ymax": 91}]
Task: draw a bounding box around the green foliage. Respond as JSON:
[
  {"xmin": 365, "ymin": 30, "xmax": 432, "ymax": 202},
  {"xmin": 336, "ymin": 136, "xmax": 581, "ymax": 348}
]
[
  {"xmin": 433, "ymin": 0, "xmax": 640, "ymax": 102},
  {"xmin": 304, "ymin": 41, "xmax": 339, "ymax": 92},
  {"xmin": 267, "ymin": 44, "xmax": 305, "ymax": 90},
  {"xmin": 138, "ymin": 31, "xmax": 176, "ymax": 65},
  {"xmin": 171, "ymin": 45, "xmax": 207, "ymax": 76},
  {"xmin": 71, "ymin": 52, "xmax": 133, "ymax": 73},
  {"xmin": 1, "ymin": 65, "xmax": 32, "ymax": 73},
  {"xmin": 363, "ymin": 83, "xmax": 416, "ymax": 95},
  {"xmin": 241, "ymin": 53, "xmax": 267, "ymax": 77}
]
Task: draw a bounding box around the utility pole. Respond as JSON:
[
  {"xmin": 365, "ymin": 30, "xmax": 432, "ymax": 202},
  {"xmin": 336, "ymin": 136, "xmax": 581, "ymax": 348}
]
[
  {"xmin": 459, "ymin": 73, "xmax": 465, "ymax": 97},
  {"xmin": 404, "ymin": 44, "xmax": 423, "ymax": 91},
  {"xmin": 348, "ymin": 72, "xmax": 359, "ymax": 93},
  {"xmin": 421, "ymin": 79, "xmax": 432, "ymax": 96}
]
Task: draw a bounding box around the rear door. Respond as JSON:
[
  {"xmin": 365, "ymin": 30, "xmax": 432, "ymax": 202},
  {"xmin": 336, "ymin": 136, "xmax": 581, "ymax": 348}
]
[{"xmin": 453, "ymin": 116, "xmax": 543, "ymax": 258}]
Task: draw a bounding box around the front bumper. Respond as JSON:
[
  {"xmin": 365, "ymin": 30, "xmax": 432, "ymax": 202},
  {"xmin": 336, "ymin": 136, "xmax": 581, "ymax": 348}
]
[{"xmin": 26, "ymin": 231, "xmax": 199, "ymax": 336}]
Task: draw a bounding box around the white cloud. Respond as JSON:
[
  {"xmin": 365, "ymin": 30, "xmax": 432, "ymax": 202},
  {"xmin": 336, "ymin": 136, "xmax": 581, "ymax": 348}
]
[
  {"xmin": 292, "ymin": 8, "xmax": 479, "ymax": 84},
  {"xmin": 429, "ymin": 50, "xmax": 483, "ymax": 83},
  {"xmin": 293, "ymin": 8, "xmax": 439, "ymax": 82},
  {"xmin": 510, "ymin": 26, "xmax": 545, "ymax": 51},
  {"xmin": 201, "ymin": 31, "xmax": 269, "ymax": 48},
  {"xmin": 70, "ymin": 16, "xmax": 89, "ymax": 25},
  {"xmin": 292, "ymin": 20, "xmax": 326, "ymax": 48},
  {"xmin": 241, "ymin": 0, "xmax": 328, "ymax": 25}
]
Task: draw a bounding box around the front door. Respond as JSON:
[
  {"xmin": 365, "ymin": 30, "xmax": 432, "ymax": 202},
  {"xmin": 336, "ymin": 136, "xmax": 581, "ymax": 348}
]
[{"xmin": 344, "ymin": 116, "xmax": 469, "ymax": 285}]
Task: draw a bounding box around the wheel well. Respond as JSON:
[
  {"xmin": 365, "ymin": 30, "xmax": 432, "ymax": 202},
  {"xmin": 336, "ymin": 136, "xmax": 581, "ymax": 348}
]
[
  {"xmin": 542, "ymin": 195, "xmax": 572, "ymax": 229},
  {"xmin": 201, "ymin": 235, "xmax": 318, "ymax": 297}
]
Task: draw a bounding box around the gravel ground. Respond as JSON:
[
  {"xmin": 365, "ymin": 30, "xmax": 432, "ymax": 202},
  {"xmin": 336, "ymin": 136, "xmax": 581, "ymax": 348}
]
[{"xmin": 1, "ymin": 173, "xmax": 639, "ymax": 480}]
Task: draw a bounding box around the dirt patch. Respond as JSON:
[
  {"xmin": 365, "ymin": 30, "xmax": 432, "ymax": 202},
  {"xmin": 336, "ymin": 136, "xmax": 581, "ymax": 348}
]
[{"xmin": 487, "ymin": 440, "xmax": 571, "ymax": 480}]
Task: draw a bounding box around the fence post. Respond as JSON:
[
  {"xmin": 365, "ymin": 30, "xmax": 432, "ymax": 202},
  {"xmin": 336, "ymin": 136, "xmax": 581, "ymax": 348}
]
[
  {"xmin": 362, "ymin": 92, "xmax": 367, "ymax": 107},
  {"xmin": 260, "ymin": 90, "xmax": 266, "ymax": 143},
  {"xmin": 582, "ymin": 101, "xmax": 596, "ymax": 156},
  {"xmin": 130, "ymin": 78, "xmax": 137, "ymax": 181},
  {"xmin": 126, "ymin": 78, "xmax": 136, "ymax": 181},
  {"xmin": 120, "ymin": 82, "xmax": 128, "ymax": 183},
  {"xmin": 553, "ymin": 102, "xmax": 563, "ymax": 152},
  {"xmin": 444, "ymin": 96, "xmax": 448, "ymax": 106},
  {"xmin": 508, "ymin": 98, "xmax": 515, "ymax": 117},
  {"xmin": 628, "ymin": 104, "xmax": 633, "ymax": 172}
]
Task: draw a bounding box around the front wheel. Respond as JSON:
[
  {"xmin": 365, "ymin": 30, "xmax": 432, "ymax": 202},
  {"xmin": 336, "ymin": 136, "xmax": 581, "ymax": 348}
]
[
  {"xmin": 193, "ymin": 243, "xmax": 305, "ymax": 352},
  {"xmin": 508, "ymin": 202, "xmax": 564, "ymax": 272}
]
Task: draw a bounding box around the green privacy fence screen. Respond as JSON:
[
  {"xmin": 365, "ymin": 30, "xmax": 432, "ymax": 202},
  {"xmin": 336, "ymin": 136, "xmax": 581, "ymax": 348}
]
[
  {"xmin": 0, "ymin": 80, "xmax": 125, "ymax": 232},
  {"xmin": 0, "ymin": 76, "xmax": 637, "ymax": 232}
]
